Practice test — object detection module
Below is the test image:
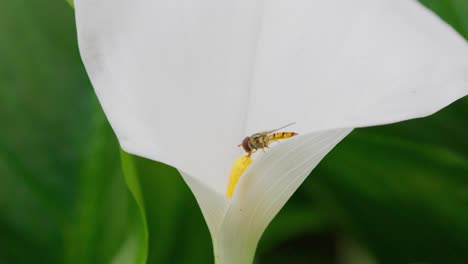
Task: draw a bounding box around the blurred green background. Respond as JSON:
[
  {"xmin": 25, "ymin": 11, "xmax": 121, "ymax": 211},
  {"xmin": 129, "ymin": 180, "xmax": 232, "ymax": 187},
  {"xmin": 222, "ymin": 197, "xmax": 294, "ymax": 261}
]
[{"xmin": 0, "ymin": 0, "xmax": 467, "ymax": 263}]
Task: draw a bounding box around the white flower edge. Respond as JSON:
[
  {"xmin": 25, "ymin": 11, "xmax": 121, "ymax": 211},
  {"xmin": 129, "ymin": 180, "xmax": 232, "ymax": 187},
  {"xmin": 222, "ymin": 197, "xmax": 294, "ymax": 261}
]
[{"xmin": 181, "ymin": 128, "xmax": 352, "ymax": 264}]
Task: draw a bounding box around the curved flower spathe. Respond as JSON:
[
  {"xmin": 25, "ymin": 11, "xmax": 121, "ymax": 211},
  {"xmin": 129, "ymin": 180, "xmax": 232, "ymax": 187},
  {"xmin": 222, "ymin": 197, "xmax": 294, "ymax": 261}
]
[
  {"xmin": 181, "ymin": 129, "xmax": 351, "ymax": 264},
  {"xmin": 74, "ymin": 0, "xmax": 468, "ymax": 263}
]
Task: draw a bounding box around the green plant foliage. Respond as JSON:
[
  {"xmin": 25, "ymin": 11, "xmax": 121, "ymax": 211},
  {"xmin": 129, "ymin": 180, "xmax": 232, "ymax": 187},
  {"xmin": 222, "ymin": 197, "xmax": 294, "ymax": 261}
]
[
  {"xmin": 304, "ymin": 98, "xmax": 468, "ymax": 263},
  {"xmin": 120, "ymin": 153, "xmax": 214, "ymax": 264},
  {"xmin": 65, "ymin": 111, "xmax": 145, "ymax": 264},
  {"xmin": 0, "ymin": 0, "xmax": 466, "ymax": 263},
  {"xmin": 0, "ymin": 0, "xmax": 88, "ymax": 262},
  {"xmin": 421, "ymin": 0, "xmax": 468, "ymax": 38},
  {"xmin": 0, "ymin": 1, "xmax": 141, "ymax": 263}
]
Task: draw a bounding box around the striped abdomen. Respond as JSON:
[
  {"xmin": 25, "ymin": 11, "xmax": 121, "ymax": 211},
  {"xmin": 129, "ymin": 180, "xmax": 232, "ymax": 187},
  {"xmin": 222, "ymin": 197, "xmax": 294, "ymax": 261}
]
[{"xmin": 268, "ymin": 132, "xmax": 298, "ymax": 140}]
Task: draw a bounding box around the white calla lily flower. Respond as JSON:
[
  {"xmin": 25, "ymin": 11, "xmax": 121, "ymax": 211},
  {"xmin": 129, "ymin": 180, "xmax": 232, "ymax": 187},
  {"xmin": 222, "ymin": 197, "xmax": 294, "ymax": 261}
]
[{"xmin": 74, "ymin": 0, "xmax": 468, "ymax": 263}]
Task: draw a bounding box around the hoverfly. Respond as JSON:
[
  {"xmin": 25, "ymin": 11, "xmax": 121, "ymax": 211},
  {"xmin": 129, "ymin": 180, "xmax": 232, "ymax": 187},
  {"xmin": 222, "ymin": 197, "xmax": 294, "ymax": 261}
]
[{"xmin": 238, "ymin": 122, "xmax": 298, "ymax": 156}]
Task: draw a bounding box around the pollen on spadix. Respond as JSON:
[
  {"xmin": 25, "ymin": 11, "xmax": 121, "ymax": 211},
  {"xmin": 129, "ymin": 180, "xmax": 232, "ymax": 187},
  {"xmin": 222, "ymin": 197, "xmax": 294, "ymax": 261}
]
[{"xmin": 225, "ymin": 155, "xmax": 252, "ymax": 198}]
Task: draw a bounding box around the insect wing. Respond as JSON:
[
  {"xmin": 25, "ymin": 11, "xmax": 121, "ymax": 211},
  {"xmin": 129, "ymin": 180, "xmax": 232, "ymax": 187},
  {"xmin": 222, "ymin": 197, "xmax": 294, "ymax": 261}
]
[{"xmin": 250, "ymin": 132, "xmax": 269, "ymax": 139}]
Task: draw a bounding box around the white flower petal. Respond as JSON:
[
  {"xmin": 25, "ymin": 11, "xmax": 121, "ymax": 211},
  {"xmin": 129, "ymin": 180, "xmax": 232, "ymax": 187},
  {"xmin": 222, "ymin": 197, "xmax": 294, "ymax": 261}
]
[
  {"xmin": 179, "ymin": 129, "xmax": 351, "ymax": 264},
  {"xmin": 179, "ymin": 171, "xmax": 229, "ymax": 241},
  {"xmin": 75, "ymin": 0, "xmax": 468, "ymax": 193},
  {"xmin": 246, "ymin": 0, "xmax": 468, "ymax": 133},
  {"xmin": 75, "ymin": 0, "xmax": 263, "ymax": 192}
]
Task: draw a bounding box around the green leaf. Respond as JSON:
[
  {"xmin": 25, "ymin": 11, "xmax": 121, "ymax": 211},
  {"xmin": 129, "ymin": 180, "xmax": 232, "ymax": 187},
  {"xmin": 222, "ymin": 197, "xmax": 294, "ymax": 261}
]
[
  {"xmin": 119, "ymin": 152, "xmax": 214, "ymax": 264},
  {"xmin": 304, "ymin": 98, "xmax": 468, "ymax": 263},
  {"xmin": 420, "ymin": 0, "xmax": 468, "ymax": 38},
  {"xmin": 67, "ymin": 0, "xmax": 74, "ymax": 8},
  {"xmin": 0, "ymin": 0, "xmax": 89, "ymax": 262},
  {"xmin": 64, "ymin": 109, "xmax": 146, "ymax": 264},
  {"xmin": 0, "ymin": 1, "xmax": 143, "ymax": 263}
]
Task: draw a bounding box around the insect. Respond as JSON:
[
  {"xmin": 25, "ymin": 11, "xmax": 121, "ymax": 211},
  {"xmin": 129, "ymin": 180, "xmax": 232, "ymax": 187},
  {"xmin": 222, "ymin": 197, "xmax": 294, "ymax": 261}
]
[{"xmin": 238, "ymin": 122, "xmax": 298, "ymax": 156}]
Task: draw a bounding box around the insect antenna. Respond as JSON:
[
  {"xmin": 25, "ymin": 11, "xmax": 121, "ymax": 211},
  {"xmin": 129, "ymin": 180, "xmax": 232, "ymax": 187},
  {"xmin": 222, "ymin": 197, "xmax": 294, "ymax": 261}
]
[{"xmin": 266, "ymin": 122, "xmax": 296, "ymax": 133}]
